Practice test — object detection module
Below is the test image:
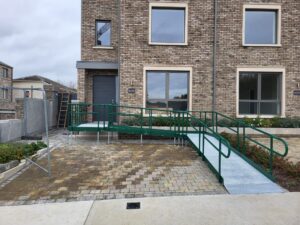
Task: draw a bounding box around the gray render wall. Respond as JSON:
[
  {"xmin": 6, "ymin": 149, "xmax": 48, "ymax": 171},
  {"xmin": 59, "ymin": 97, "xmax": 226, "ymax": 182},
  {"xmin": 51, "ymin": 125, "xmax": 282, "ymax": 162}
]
[{"xmin": 0, "ymin": 98, "xmax": 57, "ymax": 142}]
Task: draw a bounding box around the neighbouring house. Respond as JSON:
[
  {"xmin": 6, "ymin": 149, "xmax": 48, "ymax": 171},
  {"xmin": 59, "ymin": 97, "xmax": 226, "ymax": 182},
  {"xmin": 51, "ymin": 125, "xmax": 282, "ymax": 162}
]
[
  {"xmin": 0, "ymin": 61, "xmax": 15, "ymax": 120},
  {"xmin": 13, "ymin": 75, "xmax": 77, "ymax": 101},
  {"xmin": 0, "ymin": 75, "xmax": 77, "ymax": 142},
  {"xmin": 77, "ymin": 0, "xmax": 300, "ymax": 118},
  {"xmin": 13, "ymin": 75, "xmax": 77, "ymax": 128}
]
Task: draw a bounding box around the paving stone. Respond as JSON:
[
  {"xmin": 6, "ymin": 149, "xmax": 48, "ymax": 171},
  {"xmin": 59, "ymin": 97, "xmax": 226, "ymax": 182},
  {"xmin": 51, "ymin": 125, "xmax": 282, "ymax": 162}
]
[{"xmin": 0, "ymin": 131, "xmax": 226, "ymax": 205}]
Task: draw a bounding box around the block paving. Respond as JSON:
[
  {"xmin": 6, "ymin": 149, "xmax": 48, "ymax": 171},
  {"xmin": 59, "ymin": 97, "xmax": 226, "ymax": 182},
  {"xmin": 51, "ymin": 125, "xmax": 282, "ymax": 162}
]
[{"xmin": 0, "ymin": 138, "xmax": 226, "ymax": 206}]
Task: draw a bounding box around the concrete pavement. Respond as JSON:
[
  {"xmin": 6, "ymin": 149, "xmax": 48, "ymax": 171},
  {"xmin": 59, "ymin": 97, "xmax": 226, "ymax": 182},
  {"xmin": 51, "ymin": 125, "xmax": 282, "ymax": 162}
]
[
  {"xmin": 0, "ymin": 192, "xmax": 299, "ymax": 225},
  {"xmin": 0, "ymin": 201, "xmax": 93, "ymax": 225}
]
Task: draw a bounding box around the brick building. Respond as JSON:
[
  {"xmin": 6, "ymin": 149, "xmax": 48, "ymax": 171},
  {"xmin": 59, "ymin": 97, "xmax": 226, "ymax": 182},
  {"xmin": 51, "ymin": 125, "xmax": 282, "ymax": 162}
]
[
  {"xmin": 77, "ymin": 0, "xmax": 300, "ymax": 118},
  {"xmin": 0, "ymin": 61, "xmax": 15, "ymax": 119}
]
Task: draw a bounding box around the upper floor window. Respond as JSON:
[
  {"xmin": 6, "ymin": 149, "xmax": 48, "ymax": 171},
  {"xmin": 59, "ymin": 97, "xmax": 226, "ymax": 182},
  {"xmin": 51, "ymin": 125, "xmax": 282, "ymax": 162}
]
[
  {"xmin": 243, "ymin": 5, "xmax": 281, "ymax": 46},
  {"xmin": 149, "ymin": 3, "xmax": 188, "ymax": 45},
  {"xmin": 2, "ymin": 68, "xmax": 8, "ymax": 78},
  {"xmin": 96, "ymin": 20, "xmax": 111, "ymax": 46}
]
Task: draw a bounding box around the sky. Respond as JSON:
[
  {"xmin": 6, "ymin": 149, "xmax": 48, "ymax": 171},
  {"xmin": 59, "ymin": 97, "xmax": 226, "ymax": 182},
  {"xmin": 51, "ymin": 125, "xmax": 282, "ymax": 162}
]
[{"xmin": 0, "ymin": 0, "xmax": 81, "ymax": 87}]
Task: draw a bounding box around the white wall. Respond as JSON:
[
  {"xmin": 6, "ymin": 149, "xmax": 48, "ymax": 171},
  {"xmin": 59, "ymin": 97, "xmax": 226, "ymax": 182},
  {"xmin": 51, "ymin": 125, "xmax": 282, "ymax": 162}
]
[{"xmin": 13, "ymin": 81, "xmax": 44, "ymax": 100}]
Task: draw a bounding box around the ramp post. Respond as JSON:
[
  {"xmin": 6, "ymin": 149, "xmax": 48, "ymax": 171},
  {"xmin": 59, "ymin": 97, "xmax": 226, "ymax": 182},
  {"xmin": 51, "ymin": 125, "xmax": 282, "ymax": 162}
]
[{"xmin": 108, "ymin": 132, "xmax": 110, "ymax": 144}]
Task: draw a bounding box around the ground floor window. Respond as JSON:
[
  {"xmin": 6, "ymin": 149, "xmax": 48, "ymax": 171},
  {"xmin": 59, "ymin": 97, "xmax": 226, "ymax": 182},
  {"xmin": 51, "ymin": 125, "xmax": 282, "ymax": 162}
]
[
  {"xmin": 239, "ymin": 72, "xmax": 282, "ymax": 116},
  {"xmin": 146, "ymin": 71, "xmax": 189, "ymax": 111},
  {"xmin": 0, "ymin": 88, "xmax": 8, "ymax": 100}
]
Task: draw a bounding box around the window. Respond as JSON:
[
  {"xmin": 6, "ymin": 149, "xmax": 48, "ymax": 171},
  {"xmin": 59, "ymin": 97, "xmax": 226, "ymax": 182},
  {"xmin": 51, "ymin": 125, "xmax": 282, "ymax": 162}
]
[
  {"xmin": 0, "ymin": 88, "xmax": 8, "ymax": 100},
  {"xmin": 149, "ymin": 3, "xmax": 187, "ymax": 45},
  {"xmin": 25, "ymin": 90, "xmax": 30, "ymax": 98},
  {"xmin": 2, "ymin": 68, "xmax": 8, "ymax": 78},
  {"xmin": 238, "ymin": 72, "xmax": 282, "ymax": 116},
  {"xmin": 146, "ymin": 71, "xmax": 189, "ymax": 111},
  {"xmin": 243, "ymin": 5, "xmax": 281, "ymax": 46},
  {"xmin": 96, "ymin": 20, "xmax": 111, "ymax": 46}
]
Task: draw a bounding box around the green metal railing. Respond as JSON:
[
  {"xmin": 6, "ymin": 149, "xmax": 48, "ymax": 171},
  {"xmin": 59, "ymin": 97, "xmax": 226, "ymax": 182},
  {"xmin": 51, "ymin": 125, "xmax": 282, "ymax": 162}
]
[
  {"xmin": 190, "ymin": 111, "xmax": 289, "ymax": 179},
  {"xmin": 68, "ymin": 103, "xmax": 111, "ymax": 131},
  {"xmin": 68, "ymin": 103, "xmax": 232, "ymax": 182},
  {"xmin": 67, "ymin": 103, "xmax": 288, "ymax": 181}
]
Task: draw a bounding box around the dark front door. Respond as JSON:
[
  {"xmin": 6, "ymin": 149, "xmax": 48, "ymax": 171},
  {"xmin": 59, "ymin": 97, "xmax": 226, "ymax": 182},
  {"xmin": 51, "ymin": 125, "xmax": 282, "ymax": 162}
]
[{"xmin": 93, "ymin": 75, "xmax": 116, "ymax": 121}]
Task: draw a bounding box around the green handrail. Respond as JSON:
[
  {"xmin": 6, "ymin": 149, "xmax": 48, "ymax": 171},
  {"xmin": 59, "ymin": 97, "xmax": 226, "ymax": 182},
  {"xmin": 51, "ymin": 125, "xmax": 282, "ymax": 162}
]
[
  {"xmin": 190, "ymin": 110, "xmax": 289, "ymax": 177},
  {"xmin": 109, "ymin": 105, "xmax": 232, "ymax": 182},
  {"xmin": 67, "ymin": 103, "xmax": 288, "ymax": 180}
]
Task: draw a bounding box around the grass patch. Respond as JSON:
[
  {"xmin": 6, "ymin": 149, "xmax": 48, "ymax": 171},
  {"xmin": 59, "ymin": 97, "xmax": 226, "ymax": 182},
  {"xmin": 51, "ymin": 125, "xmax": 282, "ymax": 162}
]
[
  {"xmin": 0, "ymin": 141, "xmax": 47, "ymax": 164},
  {"xmin": 221, "ymin": 132, "xmax": 300, "ymax": 192}
]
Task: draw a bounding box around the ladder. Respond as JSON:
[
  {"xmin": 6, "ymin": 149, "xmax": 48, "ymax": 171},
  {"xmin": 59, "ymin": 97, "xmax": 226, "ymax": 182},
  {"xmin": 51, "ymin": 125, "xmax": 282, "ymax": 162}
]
[{"xmin": 57, "ymin": 93, "xmax": 70, "ymax": 128}]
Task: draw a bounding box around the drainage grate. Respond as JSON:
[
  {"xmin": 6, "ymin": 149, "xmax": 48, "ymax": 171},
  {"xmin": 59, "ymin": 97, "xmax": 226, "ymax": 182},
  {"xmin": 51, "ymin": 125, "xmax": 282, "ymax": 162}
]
[{"xmin": 126, "ymin": 202, "xmax": 141, "ymax": 210}]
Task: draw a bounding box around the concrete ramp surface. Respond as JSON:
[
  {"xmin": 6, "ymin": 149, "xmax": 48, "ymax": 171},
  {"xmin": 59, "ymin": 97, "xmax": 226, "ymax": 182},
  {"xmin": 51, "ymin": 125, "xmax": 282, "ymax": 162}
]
[{"xmin": 187, "ymin": 133, "xmax": 285, "ymax": 194}]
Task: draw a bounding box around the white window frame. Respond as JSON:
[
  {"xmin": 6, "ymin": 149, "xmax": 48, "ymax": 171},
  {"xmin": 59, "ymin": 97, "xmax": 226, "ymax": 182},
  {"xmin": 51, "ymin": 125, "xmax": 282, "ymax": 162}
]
[
  {"xmin": 143, "ymin": 66, "xmax": 192, "ymax": 111},
  {"xmin": 243, "ymin": 4, "xmax": 281, "ymax": 47},
  {"xmin": 236, "ymin": 67, "xmax": 286, "ymax": 118},
  {"xmin": 149, "ymin": 2, "xmax": 188, "ymax": 46}
]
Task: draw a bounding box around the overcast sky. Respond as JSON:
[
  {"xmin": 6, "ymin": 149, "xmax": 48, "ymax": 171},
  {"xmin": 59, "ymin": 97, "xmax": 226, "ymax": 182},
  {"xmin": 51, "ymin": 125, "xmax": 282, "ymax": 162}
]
[{"xmin": 0, "ymin": 0, "xmax": 80, "ymax": 87}]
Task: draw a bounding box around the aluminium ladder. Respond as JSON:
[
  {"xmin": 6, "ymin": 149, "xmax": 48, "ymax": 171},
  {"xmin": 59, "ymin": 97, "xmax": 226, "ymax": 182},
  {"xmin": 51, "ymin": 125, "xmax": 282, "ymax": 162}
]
[{"xmin": 57, "ymin": 93, "xmax": 70, "ymax": 128}]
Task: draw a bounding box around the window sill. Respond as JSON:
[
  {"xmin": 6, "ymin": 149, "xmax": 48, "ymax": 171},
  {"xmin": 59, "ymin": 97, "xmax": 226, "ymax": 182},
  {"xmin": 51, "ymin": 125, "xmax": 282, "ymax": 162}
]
[
  {"xmin": 236, "ymin": 114, "xmax": 285, "ymax": 119},
  {"xmin": 93, "ymin": 46, "xmax": 114, "ymax": 49},
  {"xmin": 242, "ymin": 44, "xmax": 282, "ymax": 47},
  {"xmin": 149, "ymin": 42, "xmax": 188, "ymax": 46}
]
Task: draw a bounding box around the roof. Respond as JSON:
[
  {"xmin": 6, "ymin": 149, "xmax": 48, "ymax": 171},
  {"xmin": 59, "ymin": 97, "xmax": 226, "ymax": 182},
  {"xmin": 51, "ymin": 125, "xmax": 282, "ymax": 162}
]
[
  {"xmin": 0, "ymin": 61, "xmax": 13, "ymax": 68},
  {"xmin": 13, "ymin": 75, "xmax": 77, "ymax": 94}
]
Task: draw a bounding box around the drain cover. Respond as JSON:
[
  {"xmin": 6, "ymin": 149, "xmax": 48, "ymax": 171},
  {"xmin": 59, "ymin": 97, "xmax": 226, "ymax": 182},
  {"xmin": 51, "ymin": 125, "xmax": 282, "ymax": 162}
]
[{"xmin": 126, "ymin": 202, "xmax": 141, "ymax": 209}]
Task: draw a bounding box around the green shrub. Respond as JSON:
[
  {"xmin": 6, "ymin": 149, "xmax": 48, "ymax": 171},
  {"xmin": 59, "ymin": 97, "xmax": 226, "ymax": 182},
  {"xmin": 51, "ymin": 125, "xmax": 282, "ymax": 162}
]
[
  {"xmin": 242, "ymin": 117, "xmax": 300, "ymax": 128},
  {"xmin": 0, "ymin": 141, "xmax": 47, "ymax": 164},
  {"xmin": 221, "ymin": 132, "xmax": 300, "ymax": 191},
  {"xmin": 37, "ymin": 141, "xmax": 47, "ymax": 149},
  {"xmin": 122, "ymin": 114, "xmax": 300, "ymax": 128}
]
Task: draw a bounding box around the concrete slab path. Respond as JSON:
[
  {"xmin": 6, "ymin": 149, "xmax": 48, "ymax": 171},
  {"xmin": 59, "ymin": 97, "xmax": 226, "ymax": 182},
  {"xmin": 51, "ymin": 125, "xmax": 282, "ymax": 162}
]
[
  {"xmin": 187, "ymin": 133, "xmax": 285, "ymax": 194},
  {"xmin": 0, "ymin": 201, "xmax": 93, "ymax": 225},
  {"xmin": 0, "ymin": 193, "xmax": 299, "ymax": 225}
]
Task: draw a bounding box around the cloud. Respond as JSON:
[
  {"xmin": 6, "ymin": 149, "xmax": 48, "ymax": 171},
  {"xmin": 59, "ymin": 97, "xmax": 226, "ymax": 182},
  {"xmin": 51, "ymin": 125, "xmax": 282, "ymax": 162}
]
[{"xmin": 0, "ymin": 0, "xmax": 81, "ymax": 86}]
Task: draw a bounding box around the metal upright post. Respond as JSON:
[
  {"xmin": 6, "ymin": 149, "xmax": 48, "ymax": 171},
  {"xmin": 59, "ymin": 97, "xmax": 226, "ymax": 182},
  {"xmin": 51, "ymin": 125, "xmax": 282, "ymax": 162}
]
[
  {"xmin": 23, "ymin": 90, "xmax": 27, "ymax": 137},
  {"xmin": 269, "ymin": 137, "xmax": 274, "ymax": 176},
  {"xmin": 218, "ymin": 138, "xmax": 222, "ymax": 183},
  {"xmin": 42, "ymin": 90, "xmax": 51, "ymax": 177}
]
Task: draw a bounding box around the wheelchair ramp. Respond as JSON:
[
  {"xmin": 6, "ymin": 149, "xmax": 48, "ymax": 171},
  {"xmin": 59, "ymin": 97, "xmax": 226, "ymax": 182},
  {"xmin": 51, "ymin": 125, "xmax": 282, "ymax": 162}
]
[{"xmin": 187, "ymin": 133, "xmax": 285, "ymax": 194}]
